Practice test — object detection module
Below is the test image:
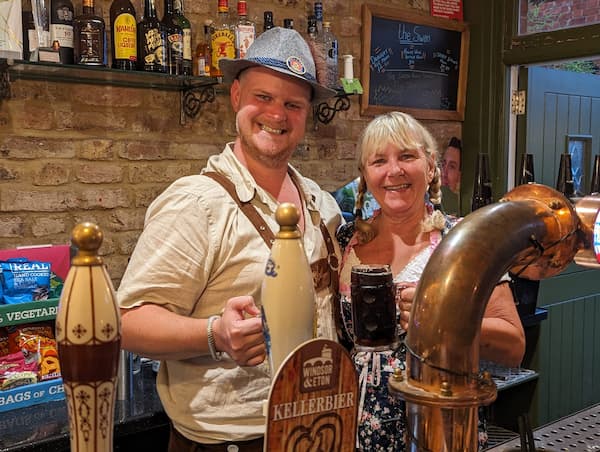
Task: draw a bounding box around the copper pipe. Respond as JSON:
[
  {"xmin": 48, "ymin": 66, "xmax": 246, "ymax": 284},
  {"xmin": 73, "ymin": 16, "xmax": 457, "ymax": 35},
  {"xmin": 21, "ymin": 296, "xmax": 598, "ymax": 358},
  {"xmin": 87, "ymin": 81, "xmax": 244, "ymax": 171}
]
[{"xmin": 389, "ymin": 184, "xmax": 596, "ymax": 451}]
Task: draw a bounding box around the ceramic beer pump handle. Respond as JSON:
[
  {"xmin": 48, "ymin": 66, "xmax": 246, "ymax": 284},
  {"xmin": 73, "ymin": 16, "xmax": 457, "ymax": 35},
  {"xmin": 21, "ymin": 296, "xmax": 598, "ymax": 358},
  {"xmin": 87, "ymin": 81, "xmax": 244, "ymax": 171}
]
[
  {"xmin": 70, "ymin": 222, "xmax": 104, "ymax": 265},
  {"xmin": 275, "ymin": 203, "xmax": 301, "ymax": 238},
  {"xmin": 262, "ymin": 203, "xmax": 315, "ymax": 378},
  {"xmin": 56, "ymin": 222, "xmax": 121, "ymax": 452}
]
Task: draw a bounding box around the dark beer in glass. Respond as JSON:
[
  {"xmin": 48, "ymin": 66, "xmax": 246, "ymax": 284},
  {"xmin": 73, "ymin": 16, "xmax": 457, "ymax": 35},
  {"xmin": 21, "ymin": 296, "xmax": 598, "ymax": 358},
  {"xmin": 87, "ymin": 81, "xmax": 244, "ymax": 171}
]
[{"xmin": 351, "ymin": 264, "xmax": 398, "ymax": 351}]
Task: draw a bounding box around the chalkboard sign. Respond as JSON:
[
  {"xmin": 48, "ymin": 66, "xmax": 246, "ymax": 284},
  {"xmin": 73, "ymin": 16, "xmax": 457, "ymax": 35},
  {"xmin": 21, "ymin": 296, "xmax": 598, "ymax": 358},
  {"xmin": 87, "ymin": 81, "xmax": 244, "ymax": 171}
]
[{"xmin": 361, "ymin": 5, "xmax": 470, "ymax": 121}]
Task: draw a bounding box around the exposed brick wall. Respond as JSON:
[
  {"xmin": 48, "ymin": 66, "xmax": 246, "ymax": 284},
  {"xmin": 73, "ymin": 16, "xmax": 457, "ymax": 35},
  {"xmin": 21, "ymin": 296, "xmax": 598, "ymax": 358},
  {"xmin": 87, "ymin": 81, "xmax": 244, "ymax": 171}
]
[
  {"xmin": 0, "ymin": 0, "xmax": 461, "ymax": 285},
  {"xmin": 522, "ymin": 0, "xmax": 600, "ymax": 33}
]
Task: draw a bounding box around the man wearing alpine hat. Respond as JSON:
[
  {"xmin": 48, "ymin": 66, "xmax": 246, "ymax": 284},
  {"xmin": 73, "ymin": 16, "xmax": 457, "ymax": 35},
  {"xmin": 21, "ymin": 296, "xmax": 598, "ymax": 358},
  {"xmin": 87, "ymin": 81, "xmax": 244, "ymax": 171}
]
[{"xmin": 117, "ymin": 27, "xmax": 344, "ymax": 451}]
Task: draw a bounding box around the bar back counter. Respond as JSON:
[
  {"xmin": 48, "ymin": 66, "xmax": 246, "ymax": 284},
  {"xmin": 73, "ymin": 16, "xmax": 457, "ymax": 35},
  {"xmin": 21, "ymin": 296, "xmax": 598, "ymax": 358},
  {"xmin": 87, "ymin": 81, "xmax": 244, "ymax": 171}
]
[
  {"xmin": 488, "ymin": 402, "xmax": 600, "ymax": 451},
  {"xmin": 0, "ymin": 363, "xmax": 169, "ymax": 452}
]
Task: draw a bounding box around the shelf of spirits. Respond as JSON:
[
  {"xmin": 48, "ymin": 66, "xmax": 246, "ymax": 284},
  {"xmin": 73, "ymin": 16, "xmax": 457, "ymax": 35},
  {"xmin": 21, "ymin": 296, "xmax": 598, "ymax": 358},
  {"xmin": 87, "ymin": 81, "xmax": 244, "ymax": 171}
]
[
  {"xmin": 6, "ymin": 60, "xmax": 217, "ymax": 91},
  {"xmin": 3, "ymin": 60, "xmax": 217, "ymax": 122},
  {"xmin": 2, "ymin": 60, "xmax": 353, "ymax": 124}
]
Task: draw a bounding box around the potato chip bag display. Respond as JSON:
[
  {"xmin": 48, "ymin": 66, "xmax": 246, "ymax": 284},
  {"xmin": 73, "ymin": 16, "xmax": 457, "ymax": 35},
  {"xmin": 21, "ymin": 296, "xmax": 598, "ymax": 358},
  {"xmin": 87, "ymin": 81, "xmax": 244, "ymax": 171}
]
[
  {"xmin": 0, "ymin": 258, "xmax": 51, "ymax": 304},
  {"xmin": 7, "ymin": 323, "xmax": 61, "ymax": 381}
]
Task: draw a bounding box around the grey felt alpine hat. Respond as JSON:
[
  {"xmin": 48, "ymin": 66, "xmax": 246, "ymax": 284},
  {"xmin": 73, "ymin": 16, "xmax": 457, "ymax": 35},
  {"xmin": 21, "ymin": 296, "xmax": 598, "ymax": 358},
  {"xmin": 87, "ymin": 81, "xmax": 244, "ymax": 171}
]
[{"xmin": 219, "ymin": 27, "xmax": 337, "ymax": 103}]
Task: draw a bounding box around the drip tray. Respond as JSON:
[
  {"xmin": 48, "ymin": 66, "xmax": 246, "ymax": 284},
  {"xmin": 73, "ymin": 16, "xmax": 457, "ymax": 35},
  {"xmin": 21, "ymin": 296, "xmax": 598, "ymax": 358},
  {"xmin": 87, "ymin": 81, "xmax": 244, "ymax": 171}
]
[{"xmin": 487, "ymin": 403, "xmax": 600, "ymax": 451}]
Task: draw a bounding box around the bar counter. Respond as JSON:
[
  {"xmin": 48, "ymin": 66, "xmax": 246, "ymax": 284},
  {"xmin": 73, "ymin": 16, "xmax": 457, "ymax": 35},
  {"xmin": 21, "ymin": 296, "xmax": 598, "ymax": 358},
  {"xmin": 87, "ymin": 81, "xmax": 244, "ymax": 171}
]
[
  {"xmin": 0, "ymin": 363, "xmax": 169, "ymax": 452},
  {"xmin": 488, "ymin": 402, "xmax": 600, "ymax": 451}
]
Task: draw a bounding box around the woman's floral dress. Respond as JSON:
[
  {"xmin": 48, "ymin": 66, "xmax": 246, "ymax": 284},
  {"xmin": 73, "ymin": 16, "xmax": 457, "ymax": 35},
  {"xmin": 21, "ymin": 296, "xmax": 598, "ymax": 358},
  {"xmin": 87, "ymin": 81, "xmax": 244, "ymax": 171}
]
[{"xmin": 336, "ymin": 208, "xmax": 488, "ymax": 451}]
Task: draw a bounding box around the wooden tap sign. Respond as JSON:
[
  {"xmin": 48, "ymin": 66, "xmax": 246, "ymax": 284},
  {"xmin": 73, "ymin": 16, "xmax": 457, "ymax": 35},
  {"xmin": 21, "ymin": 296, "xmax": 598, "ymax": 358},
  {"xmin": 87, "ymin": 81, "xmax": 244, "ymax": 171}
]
[{"xmin": 265, "ymin": 339, "xmax": 358, "ymax": 451}]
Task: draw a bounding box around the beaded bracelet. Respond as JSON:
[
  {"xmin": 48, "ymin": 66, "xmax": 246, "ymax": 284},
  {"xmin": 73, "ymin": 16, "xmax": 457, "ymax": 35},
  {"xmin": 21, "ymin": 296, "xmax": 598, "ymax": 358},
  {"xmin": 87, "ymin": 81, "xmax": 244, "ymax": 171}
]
[{"xmin": 207, "ymin": 315, "xmax": 223, "ymax": 361}]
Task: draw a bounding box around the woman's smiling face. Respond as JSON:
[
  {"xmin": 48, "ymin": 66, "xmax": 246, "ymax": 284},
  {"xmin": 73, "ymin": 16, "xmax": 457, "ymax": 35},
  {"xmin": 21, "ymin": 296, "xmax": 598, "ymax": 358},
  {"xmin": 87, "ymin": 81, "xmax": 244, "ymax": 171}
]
[{"xmin": 363, "ymin": 142, "xmax": 434, "ymax": 217}]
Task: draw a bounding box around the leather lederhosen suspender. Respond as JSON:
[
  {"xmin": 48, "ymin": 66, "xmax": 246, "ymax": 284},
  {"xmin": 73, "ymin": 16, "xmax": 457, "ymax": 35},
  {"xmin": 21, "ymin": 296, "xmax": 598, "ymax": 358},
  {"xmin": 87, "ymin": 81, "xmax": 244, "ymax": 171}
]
[
  {"xmin": 204, "ymin": 172, "xmax": 276, "ymax": 247},
  {"xmin": 203, "ymin": 171, "xmax": 342, "ymax": 335}
]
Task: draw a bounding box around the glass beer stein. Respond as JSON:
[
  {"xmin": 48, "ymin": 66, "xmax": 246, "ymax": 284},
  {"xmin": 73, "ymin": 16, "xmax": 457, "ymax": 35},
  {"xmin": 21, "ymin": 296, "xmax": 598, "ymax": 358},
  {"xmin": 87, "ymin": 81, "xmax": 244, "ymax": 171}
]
[{"xmin": 351, "ymin": 264, "xmax": 399, "ymax": 351}]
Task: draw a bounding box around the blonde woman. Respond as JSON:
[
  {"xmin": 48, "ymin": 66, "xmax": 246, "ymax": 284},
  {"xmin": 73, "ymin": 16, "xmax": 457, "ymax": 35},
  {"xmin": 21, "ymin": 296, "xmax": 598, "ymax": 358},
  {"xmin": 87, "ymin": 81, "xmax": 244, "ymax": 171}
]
[{"xmin": 336, "ymin": 112, "xmax": 525, "ymax": 451}]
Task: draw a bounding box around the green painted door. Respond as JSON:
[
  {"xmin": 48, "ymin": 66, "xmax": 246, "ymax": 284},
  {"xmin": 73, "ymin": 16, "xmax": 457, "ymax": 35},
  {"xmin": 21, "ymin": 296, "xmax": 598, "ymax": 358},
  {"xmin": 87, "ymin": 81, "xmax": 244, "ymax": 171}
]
[
  {"xmin": 518, "ymin": 65, "xmax": 600, "ymax": 426},
  {"xmin": 520, "ymin": 66, "xmax": 600, "ymax": 192}
]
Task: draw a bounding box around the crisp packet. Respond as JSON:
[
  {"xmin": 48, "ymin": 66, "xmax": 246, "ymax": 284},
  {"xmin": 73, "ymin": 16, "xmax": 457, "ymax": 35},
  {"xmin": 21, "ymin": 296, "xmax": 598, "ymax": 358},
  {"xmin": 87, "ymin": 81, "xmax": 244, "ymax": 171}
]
[
  {"xmin": 0, "ymin": 351, "xmax": 38, "ymax": 391},
  {"xmin": 7, "ymin": 323, "xmax": 61, "ymax": 380},
  {"xmin": 0, "ymin": 258, "xmax": 51, "ymax": 304}
]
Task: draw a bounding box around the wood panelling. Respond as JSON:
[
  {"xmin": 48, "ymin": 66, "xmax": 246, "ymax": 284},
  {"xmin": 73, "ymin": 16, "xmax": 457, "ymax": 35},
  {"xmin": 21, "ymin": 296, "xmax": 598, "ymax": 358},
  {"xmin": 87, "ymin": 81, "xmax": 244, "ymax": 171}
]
[{"xmin": 534, "ymin": 292, "xmax": 600, "ymax": 425}]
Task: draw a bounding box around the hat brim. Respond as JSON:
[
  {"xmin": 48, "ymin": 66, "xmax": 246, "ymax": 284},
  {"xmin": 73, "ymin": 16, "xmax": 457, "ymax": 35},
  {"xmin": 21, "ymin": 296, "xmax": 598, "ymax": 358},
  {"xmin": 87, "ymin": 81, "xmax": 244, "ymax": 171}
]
[{"xmin": 220, "ymin": 58, "xmax": 338, "ymax": 104}]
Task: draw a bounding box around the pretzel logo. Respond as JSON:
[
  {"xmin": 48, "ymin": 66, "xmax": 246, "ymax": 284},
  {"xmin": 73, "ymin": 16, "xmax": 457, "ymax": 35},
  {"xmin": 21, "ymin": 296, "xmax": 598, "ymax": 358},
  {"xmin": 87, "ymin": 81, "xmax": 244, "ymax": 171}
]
[{"xmin": 284, "ymin": 413, "xmax": 343, "ymax": 452}]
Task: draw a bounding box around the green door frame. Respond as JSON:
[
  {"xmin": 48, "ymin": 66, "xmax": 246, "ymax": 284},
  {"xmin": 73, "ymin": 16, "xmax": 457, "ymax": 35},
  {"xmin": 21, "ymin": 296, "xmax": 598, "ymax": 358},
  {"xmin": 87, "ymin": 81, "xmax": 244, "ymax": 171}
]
[{"xmin": 462, "ymin": 0, "xmax": 600, "ymax": 213}]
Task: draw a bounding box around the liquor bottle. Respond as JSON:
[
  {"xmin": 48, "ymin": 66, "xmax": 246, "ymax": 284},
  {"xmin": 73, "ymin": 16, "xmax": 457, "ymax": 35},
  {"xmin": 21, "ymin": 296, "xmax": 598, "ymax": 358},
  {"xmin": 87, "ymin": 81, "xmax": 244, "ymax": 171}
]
[
  {"xmin": 306, "ymin": 15, "xmax": 317, "ymax": 42},
  {"xmin": 31, "ymin": 0, "xmax": 51, "ymax": 60},
  {"xmin": 591, "ymin": 155, "xmax": 600, "ymax": 194},
  {"xmin": 263, "ymin": 10, "xmax": 274, "ymax": 33},
  {"xmin": 517, "ymin": 153, "xmax": 535, "ymax": 185},
  {"xmin": 235, "ymin": 0, "xmax": 255, "ymax": 59},
  {"xmin": 22, "ymin": 5, "xmax": 37, "ymax": 61},
  {"xmin": 261, "ymin": 203, "xmax": 315, "ymax": 377},
  {"xmin": 210, "ymin": 0, "xmax": 235, "ymax": 77},
  {"xmin": 321, "ymin": 21, "xmax": 339, "ymax": 89},
  {"xmin": 306, "ymin": 16, "xmax": 324, "ymax": 85},
  {"xmin": 73, "ymin": 0, "xmax": 106, "ymax": 66},
  {"xmin": 137, "ymin": 0, "xmax": 167, "ymax": 72},
  {"xmin": 174, "ymin": 0, "xmax": 192, "ymax": 75},
  {"xmin": 162, "ymin": 0, "xmax": 183, "ymax": 75},
  {"xmin": 556, "ymin": 153, "xmax": 574, "ymax": 198},
  {"xmin": 50, "ymin": 0, "xmax": 75, "ymax": 64},
  {"xmin": 193, "ymin": 19, "xmax": 212, "ymax": 76},
  {"xmin": 314, "ymin": 2, "xmax": 323, "ymax": 35},
  {"xmin": 110, "ymin": 0, "xmax": 137, "ymax": 70},
  {"xmin": 471, "ymin": 153, "xmax": 493, "ymax": 211},
  {"xmin": 283, "ymin": 18, "xmax": 294, "ymax": 29}
]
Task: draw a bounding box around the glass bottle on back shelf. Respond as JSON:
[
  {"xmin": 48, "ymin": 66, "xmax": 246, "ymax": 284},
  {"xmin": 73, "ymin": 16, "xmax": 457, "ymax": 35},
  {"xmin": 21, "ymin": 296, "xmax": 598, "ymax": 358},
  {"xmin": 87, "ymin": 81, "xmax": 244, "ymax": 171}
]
[
  {"xmin": 210, "ymin": 0, "xmax": 234, "ymax": 78},
  {"xmin": 73, "ymin": 0, "xmax": 105, "ymax": 66},
  {"xmin": 31, "ymin": 0, "xmax": 51, "ymax": 60},
  {"xmin": 162, "ymin": 0, "xmax": 183, "ymax": 75},
  {"xmin": 138, "ymin": 0, "xmax": 167, "ymax": 72},
  {"xmin": 556, "ymin": 153, "xmax": 575, "ymax": 199},
  {"xmin": 22, "ymin": 3, "xmax": 36, "ymax": 61},
  {"xmin": 306, "ymin": 15, "xmax": 317, "ymax": 45},
  {"xmin": 471, "ymin": 153, "xmax": 493, "ymax": 211},
  {"xmin": 306, "ymin": 16, "xmax": 322, "ymax": 80},
  {"xmin": 50, "ymin": 0, "xmax": 75, "ymax": 64},
  {"xmin": 193, "ymin": 19, "xmax": 212, "ymax": 76},
  {"xmin": 263, "ymin": 10, "xmax": 274, "ymax": 33},
  {"xmin": 313, "ymin": 1, "xmax": 323, "ymax": 35},
  {"xmin": 321, "ymin": 21, "xmax": 339, "ymax": 89},
  {"xmin": 174, "ymin": 0, "xmax": 192, "ymax": 75},
  {"xmin": 518, "ymin": 153, "xmax": 535, "ymax": 185},
  {"xmin": 110, "ymin": 0, "xmax": 137, "ymax": 70},
  {"xmin": 235, "ymin": 0, "xmax": 255, "ymax": 59}
]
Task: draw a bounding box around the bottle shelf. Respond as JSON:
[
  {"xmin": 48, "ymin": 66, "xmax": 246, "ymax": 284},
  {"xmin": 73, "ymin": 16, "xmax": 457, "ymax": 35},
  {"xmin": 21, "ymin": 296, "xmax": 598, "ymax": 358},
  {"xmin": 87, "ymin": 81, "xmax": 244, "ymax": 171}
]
[
  {"xmin": 6, "ymin": 60, "xmax": 218, "ymax": 91},
  {"xmin": 1, "ymin": 60, "xmax": 353, "ymax": 125},
  {"xmin": 2, "ymin": 59, "xmax": 218, "ymax": 122}
]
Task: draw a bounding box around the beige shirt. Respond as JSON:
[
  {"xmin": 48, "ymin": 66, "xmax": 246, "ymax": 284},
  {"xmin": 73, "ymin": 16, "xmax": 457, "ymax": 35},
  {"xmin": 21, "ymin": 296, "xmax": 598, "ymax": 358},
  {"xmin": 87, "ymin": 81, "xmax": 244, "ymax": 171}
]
[{"xmin": 117, "ymin": 143, "xmax": 343, "ymax": 444}]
